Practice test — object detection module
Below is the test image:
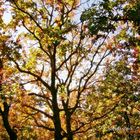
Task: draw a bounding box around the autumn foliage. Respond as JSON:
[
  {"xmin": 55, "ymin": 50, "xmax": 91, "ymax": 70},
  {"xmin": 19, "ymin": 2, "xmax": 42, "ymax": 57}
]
[{"xmin": 0, "ymin": 0, "xmax": 140, "ymax": 140}]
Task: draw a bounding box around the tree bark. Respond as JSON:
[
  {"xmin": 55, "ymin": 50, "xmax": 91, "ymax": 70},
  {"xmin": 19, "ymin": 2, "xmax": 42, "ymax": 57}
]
[
  {"xmin": 52, "ymin": 89, "xmax": 63, "ymax": 140},
  {"xmin": 1, "ymin": 102, "xmax": 17, "ymax": 140},
  {"xmin": 123, "ymin": 111, "xmax": 133, "ymax": 140},
  {"xmin": 51, "ymin": 46, "xmax": 63, "ymax": 140},
  {"xmin": 66, "ymin": 112, "xmax": 73, "ymax": 140},
  {"xmin": 0, "ymin": 59, "xmax": 17, "ymax": 140}
]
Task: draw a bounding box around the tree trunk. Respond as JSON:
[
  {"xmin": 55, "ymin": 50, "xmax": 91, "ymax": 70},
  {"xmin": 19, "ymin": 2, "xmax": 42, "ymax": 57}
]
[
  {"xmin": 1, "ymin": 102, "xmax": 17, "ymax": 140},
  {"xmin": 51, "ymin": 44, "xmax": 63, "ymax": 140},
  {"xmin": 123, "ymin": 111, "xmax": 133, "ymax": 140},
  {"xmin": 0, "ymin": 59, "xmax": 17, "ymax": 140},
  {"xmin": 66, "ymin": 111, "xmax": 73, "ymax": 140},
  {"xmin": 53, "ymin": 108, "xmax": 63, "ymax": 140},
  {"xmin": 52, "ymin": 89, "xmax": 62, "ymax": 140}
]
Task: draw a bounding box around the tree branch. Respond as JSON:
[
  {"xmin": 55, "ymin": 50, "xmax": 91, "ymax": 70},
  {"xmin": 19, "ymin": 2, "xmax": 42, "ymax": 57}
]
[
  {"xmin": 25, "ymin": 104, "xmax": 53, "ymax": 119},
  {"xmin": 12, "ymin": 59, "xmax": 51, "ymax": 91}
]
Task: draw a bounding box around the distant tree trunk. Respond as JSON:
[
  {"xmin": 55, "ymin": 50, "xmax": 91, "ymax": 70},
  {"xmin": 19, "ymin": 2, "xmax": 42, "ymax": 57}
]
[
  {"xmin": 0, "ymin": 58, "xmax": 17, "ymax": 140},
  {"xmin": 123, "ymin": 111, "xmax": 133, "ymax": 140},
  {"xmin": 0, "ymin": 59, "xmax": 3, "ymax": 91}
]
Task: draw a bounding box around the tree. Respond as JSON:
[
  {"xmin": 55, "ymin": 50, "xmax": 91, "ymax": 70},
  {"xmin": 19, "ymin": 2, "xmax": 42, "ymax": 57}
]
[
  {"xmin": 0, "ymin": 0, "xmax": 140, "ymax": 139},
  {"xmin": 80, "ymin": 0, "xmax": 140, "ymax": 139},
  {"xmin": 93, "ymin": 59, "xmax": 140, "ymax": 140},
  {"xmin": 0, "ymin": 58, "xmax": 17, "ymax": 140},
  {"xmin": 0, "ymin": 0, "xmax": 114, "ymax": 139}
]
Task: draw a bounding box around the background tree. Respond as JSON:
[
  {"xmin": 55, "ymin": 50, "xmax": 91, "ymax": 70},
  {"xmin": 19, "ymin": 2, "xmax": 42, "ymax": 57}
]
[{"xmin": 81, "ymin": 0, "xmax": 140, "ymax": 139}]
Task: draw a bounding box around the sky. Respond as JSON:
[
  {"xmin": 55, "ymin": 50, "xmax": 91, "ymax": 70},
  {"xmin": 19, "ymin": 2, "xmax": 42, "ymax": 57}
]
[{"xmin": 2, "ymin": 0, "xmax": 102, "ymax": 24}]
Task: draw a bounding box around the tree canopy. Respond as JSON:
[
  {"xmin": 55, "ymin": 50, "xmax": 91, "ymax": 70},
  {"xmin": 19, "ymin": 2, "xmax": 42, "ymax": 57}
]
[{"xmin": 0, "ymin": 0, "xmax": 140, "ymax": 140}]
